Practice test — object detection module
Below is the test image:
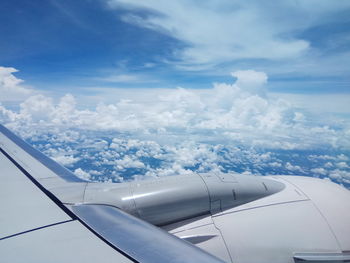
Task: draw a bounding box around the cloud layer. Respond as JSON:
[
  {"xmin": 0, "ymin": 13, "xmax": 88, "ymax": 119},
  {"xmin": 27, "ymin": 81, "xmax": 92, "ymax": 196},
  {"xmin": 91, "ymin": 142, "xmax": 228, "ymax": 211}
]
[
  {"xmin": 27, "ymin": 130, "xmax": 350, "ymax": 187},
  {"xmin": 1, "ymin": 68, "xmax": 349, "ymax": 150},
  {"xmin": 1, "ymin": 66, "xmax": 349, "ymax": 186}
]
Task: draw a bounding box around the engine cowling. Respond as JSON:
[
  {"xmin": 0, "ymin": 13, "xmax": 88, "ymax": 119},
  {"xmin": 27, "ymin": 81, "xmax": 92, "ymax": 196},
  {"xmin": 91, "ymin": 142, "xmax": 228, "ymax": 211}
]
[{"xmin": 79, "ymin": 173, "xmax": 284, "ymax": 226}]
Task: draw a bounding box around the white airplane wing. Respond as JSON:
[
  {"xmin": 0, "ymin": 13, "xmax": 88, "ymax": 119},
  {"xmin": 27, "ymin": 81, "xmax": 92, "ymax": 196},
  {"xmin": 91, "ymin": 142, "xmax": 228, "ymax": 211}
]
[{"xmin": 0, "ymin": 124, "xmax": 224, "ymax": 263}]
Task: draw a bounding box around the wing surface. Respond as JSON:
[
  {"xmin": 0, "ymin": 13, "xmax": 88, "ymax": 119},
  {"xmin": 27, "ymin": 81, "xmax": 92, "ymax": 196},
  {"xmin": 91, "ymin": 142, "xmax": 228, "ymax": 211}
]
[{"xmin": 0, "ymin": 124, "xmax": 224, "ymax": 263}]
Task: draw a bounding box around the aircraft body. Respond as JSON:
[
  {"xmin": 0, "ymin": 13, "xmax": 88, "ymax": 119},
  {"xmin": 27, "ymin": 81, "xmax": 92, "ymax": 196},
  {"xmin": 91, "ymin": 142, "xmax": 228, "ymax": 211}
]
[{"xmin": 1, "ymin": 124, "xmax": 350, "ymax": 262}]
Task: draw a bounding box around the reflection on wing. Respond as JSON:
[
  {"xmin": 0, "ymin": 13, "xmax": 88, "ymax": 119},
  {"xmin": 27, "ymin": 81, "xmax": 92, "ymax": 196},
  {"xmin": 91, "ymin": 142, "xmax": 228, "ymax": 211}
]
[{"xmin": 73, "ymin": 204, "xmax": 225, "ymax": 263}]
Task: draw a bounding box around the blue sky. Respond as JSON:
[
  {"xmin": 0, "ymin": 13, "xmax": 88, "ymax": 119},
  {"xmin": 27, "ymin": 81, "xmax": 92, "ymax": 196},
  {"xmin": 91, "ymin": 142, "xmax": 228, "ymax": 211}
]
[
  {"xmin": 1, "ymin": 1, "xmax": 350, "ymax": 185},
  {"xmin": 1, "ymin": 0, "xmax": 350, "ymax": 95}
]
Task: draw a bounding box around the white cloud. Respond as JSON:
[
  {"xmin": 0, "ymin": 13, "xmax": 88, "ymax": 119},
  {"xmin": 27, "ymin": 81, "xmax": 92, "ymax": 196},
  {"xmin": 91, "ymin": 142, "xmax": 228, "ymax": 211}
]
[
  {"xmin": 325, "ymin": 162, "xmax": 333, "ymax": 168},
  {"xmin": 272, "ymin": 93, "xmax": 350, "ymax": 115},
  {"xmin": 329, "ymin": 169, "xmax": 350, "ymax": 184},
  {"xmin": 115, "ymin": 156, "xmax": 145, "ymax": 169},
  {"xmin": 337, "ymin": 154, "xmax": 349, "ymax": 161},
  {"xmin": 308, "ymin": 155, "xmax": 336, "ymax": 161},
  {"xmin": 15, "ymin": 119, "xmax": 349, "ymax": 185},
  {"xmin": 1, "ymin": 69, "xmax": 349, "ymax": 151},
  {"xmin": 107, "ymin": 0, "xmax": 350, "ymax": 69},
  {"xmin": 74, "ymin": 168, "xmax": 91, "ymax": 181},
  {"xmin": 39, "ymin": 132, "xmax": 349, "ymax": 184},
  {"xmin": 97, "ymin": 73, "xmax": 157, "ymax": 84},
  {"xmin": 0, "ymin": 66, "xmax": 34, "ymax": 101},
  {"xmin": 52, "ymin": 155, "xmax": 80, "ymax": 167},
  {"xmin": 336, "ymin": 162, "xmax": 349, "ymax": 169},
  {"xmin": 269, "ymin": 162, "xmax": 282, "ymax": 168},
  {"xmin": 310, "ymin": 167, "xmax": 327, "ymax": 176},
  {"xmin": 19, "ymin": 94, "xmax": 55, "ymax": 121},
  {"xmin": 293, "ymin": 112, "xmax": 305, "ymax": 122},
  {"xmin": 285, "ymin": 162, "xmax": 304, "ymax": 173},
  {"xmin": 112, "ymin": 0, "xmax": 309, "ymax": 65},
  {"xmin": 231, "ymin": 70, "xmax": 267, "ymax": 95}
]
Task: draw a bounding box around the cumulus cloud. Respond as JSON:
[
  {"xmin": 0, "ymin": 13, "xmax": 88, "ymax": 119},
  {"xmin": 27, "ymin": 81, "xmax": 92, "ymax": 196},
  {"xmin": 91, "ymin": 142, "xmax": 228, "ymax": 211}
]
[
  {"xmin": 74, "ymin": 168, "xmax": 91, "ymax": 181},
  {"xmin": 1, "ymin": 67, "xmax": 350, "ymax": 187},
  {"xmin": 337, "ymin": 154, "xmax": 349, "ymax": 161},
  {"xmin": 231, "ymin": 70, "xmax": 267, "ymax": 95},
  {"xmin": 26, "ymin": 129, "xmax": 350, "ymax": 186},
  {"xmin": 19, "ymin": 95, "xmax": 55, "ymax": 121},
  {"xmin": 115, "ymin": 156, "xmax": 145, "ymax": 170},
  {"xmin": 0, "ymin": 66, "xmax": 34, "ymax": 101},
  {"xmin": 285, "ymin": 162, "xmax": 304, "ymax": 173},
  {"xmin": 52, "ymin": 155, "xmax": 80, "ymax": 167},
  {"xmin": 310, "ymin": 168, "xmax": 327, "ymax": 176},
  {"xmin": 329, "ymin": 169, "xmax": 350, "ymax": 184},
  {"xmin": 336, "ymin": 162, "xmax": 349, "ymax": 169},
  {"xmin": 1, "ymin": 69, "xmax": 349, "ymax": 151}
]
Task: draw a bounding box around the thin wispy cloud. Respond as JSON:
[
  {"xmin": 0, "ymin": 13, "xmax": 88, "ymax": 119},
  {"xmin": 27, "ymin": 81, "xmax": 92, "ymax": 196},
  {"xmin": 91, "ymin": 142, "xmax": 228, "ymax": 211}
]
[
  {"xmin": 97, "ymin": 73, "xmax": 158, "ymax": 84},
  {"xmin": 107, "ymin": 0, "xmax": 350, "ymax": 72}
]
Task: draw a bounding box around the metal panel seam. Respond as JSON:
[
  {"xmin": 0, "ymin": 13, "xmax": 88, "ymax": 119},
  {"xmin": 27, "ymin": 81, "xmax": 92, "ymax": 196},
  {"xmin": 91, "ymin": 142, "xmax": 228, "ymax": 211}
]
[
  {"xmin": 197, "ymin": 173, "xmax": 215, "ymax": 206},
  {"xmin": 212, "ymin": 199, "xmax": 310, "ymax": 218},
  {"xmin": 0, "ymin": 220, "xmax": 74, "ymax": 241},
  {"xmin": 211, "ymin": 217, "xmax": 234, "ymax": 263},
  {"xmin": 279, "ymin": 176, "xmax": 343, "ymax": 251},
  {"xmin": 169, "ymin": 222, "xmax": 214, "ymax": 234}
]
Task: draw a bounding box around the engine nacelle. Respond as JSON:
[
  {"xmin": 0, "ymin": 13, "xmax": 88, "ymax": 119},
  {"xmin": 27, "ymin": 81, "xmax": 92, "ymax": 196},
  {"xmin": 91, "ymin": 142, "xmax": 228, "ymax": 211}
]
[{"xmin": 77, "ymin": 173, "xmax": 284, "ymax": 226}]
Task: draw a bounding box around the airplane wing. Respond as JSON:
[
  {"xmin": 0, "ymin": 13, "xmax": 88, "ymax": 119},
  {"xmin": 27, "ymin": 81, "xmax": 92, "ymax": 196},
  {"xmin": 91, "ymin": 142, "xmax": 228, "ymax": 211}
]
[{"xmin": 0, "ymin": 124, "xmax": 224, "ymax": 263}]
